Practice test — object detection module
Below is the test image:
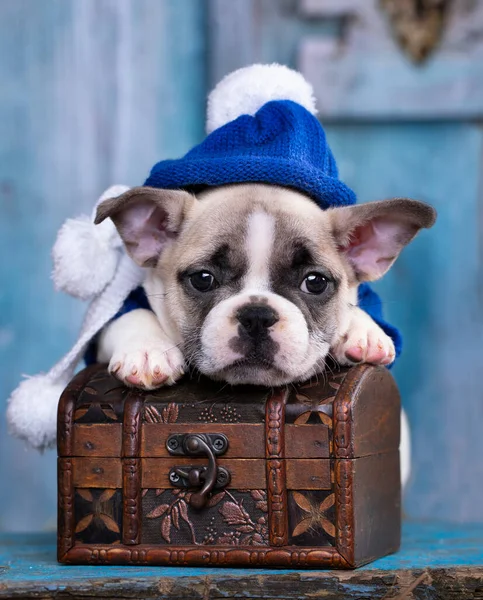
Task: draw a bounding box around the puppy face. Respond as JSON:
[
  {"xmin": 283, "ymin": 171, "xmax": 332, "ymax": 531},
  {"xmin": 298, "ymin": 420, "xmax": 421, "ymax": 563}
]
[{"xmin": 96, "ymin": 184, "xmax": 435, "ymax": 385}]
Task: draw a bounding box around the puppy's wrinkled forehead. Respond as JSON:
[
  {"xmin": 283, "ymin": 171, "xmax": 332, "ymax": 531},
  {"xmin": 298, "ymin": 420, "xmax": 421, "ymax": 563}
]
[{"xmin": 173, "ymin": 184, "xmax": 342, "ymax": 279}]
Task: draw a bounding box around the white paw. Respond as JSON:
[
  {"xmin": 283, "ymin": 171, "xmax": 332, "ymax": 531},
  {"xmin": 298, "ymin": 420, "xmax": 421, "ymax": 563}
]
[
  {"xmin": 331, "ymin": 318, "xmax": 395, "ymax": 367},
  {"xmin": 109, "ymin": 342, "xmax": 185, "ymax": 390}
]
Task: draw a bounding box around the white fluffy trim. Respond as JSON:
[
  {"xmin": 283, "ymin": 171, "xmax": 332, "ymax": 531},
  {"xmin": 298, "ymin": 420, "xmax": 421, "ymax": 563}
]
[
  {"xmin": 6, "ymin": 374, "xmax": 67, "ymax": 451},
  {"xmin": 52, "ymin": 185, "xmax": 129, "ymax": 300},
  {"xmin": 400, "ymin": 408, "xmax": 411, "ymax": 490},
  {"xmin": 206, "ymin": 63, "xmax": 317, "ymax": 134},
  {"xmin": 7, "ymin": 253, "xmax": 145, "ymax": 451}
]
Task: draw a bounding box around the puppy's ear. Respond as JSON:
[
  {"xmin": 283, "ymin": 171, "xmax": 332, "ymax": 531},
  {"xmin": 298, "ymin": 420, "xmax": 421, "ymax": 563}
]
[
  {"xmin": 95, "ymin": 186, "xmax": 196, "ymax": 267},
  {"xmin": 329, "ymin": 198, "xmax": 436, "ymax": 282}
]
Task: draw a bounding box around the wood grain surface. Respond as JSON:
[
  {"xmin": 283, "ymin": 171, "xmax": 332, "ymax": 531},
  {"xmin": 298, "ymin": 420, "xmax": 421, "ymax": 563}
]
[{"xmin": 3, "ymin": 522, "xmax": 483, "ymax": 599}]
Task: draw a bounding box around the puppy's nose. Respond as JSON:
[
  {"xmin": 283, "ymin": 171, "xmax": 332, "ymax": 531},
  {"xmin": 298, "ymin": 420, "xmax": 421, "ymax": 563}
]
[{"xmin": 237, "ymin": 304, "xmax": 279, "ymax": 337}]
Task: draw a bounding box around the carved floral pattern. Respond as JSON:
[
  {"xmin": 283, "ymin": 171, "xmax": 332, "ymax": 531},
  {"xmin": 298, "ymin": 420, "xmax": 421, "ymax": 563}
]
[
  {"xmin": 143, "ymin": 398, "xmax": 246, "ymax": 424},
  {"xmin": 216, "ymin": 490, "xmax": 268, "ymax": 546},
  {"xmin": 143, "ymin": 402, "xmax": 179, "ymax": 424},
  {"xmin": 145, "ymin": 488, "xmax": 195, "ymax": 543},
  {"xmin": 197, "ymin": 403, "xmax": 242, "ymax": 423},
  {"xmin": 74, "ymin": 488, "xmax": 122, "ymax": 544},
  {"xmin": 293, "ymin": 376, "xmax": 344, "ymax": 426},
  {"xmin": 291, "ymin": 492, "xmax": 335, "ymax": 538},
  {"xmin": 74, "ymin": 377, "xmax": 126, "ymax": 423},
  {"xmin": 142, "ymin": 489, "xmax": 268, "ymax": 546}
]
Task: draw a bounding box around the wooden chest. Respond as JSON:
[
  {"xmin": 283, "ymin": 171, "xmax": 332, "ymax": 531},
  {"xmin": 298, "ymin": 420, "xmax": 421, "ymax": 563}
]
[{"xmin": 57, "ymin": 363, "xmax": 401, "ymax": 568}]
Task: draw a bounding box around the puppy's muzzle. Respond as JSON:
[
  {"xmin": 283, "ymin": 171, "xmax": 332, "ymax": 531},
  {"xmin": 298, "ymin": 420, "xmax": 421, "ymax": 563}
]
[{"xmin": 236, "ymin": 304, "xmax": 279, "ymax": 339}]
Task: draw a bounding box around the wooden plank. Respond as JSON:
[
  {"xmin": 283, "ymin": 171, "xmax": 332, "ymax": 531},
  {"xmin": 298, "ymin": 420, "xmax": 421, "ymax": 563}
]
[
  {"xmin": 73, "ymin": 425, "xmax": 122, "ymax": 457},
  {"xmin": 141, "ymin": 458, "xmax": 330, "ymax": 491},
  {"xmin": 286, "ymin": 459, "xmax": 331, "ymax": 490},
  {"xmin": 73, "ymin": 423, "xmax": 329, "ymax": 459},
  {"xmin": 207, "ymin": 0, "xmax": 257, "ymax": 88},
  {"xmin": 142, "ymin": 423, "xmax": 265, "ymax": 458},
  {"xmin": 3, "ymin": 523, "xmax": 483, "ymax": 597},
  {"xmin": 142, "ymin": 423, "xmax": 329, "ymax": 459},
  {"xmin": 141, "ymin": 458, "xmax": 266, "ymax": 490},
  {"xmin": 285, "ymin": 424, "xmax": 330, "ymax": 458},
  {"xmin": 208, "ymin": 0, "xmax": 341, "ymax": 88},
  {"xmin": 300, "ymin": 38, "xmax": 483, "ymax": 120},
  {"xmin": 72, "ymin": 458, "xmax": 121, "ymax": 488},
  {"xmin": 351, "ymin": 453, "xmax": 401, "ymax": 566},
  {"xmin": 298, "ymin": 0, "xmax": 361, "ymax": 17}
]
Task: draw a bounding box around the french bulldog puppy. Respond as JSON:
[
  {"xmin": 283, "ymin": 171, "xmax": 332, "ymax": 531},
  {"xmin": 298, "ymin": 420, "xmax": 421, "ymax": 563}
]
[{"xmin": 95, "ymin": 183, "xmax": 435, "ymax": 390}]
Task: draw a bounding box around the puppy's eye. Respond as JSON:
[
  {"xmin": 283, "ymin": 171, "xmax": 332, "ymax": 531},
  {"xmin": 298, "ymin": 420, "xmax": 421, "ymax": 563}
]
[
  {"xmin": 300, "ymin": 272, "xmax": 328, "ymax": 294},
  {"xmin": 189, "ymin": 271, "xmax": 217, "ymax": 292}
]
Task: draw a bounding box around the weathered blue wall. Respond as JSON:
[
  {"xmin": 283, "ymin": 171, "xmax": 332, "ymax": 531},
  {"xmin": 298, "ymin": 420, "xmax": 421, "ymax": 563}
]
[
  {"xmin": 327, "ymin": 123, "xmax": 483, "ymax": 521},
  {"xmin": 209, "ymin": 0, "xmax": 483, "ymax": 524},
  {"xmin": 1, "ymin": 0, "xmax": 483, "ymax": 531},
  {"xmin": 0, "ymin": 0, "xmax": 206, "ymax": 531}
]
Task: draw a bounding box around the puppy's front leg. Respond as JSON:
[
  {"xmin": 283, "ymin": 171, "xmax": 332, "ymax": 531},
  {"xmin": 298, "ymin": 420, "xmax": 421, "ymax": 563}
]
[
  {"xmin": 97, "ymin": 309, "xmax": 185, "ymax": 389},
  {"xmin": 331, "ymin": 307, "xmax": 395, "ymax": 367}
]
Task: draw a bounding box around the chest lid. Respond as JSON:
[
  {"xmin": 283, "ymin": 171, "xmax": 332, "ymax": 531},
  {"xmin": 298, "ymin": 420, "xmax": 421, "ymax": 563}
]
[{"xmin": 58, "ymin": 364, "xmax": 400, "ymax": 461}]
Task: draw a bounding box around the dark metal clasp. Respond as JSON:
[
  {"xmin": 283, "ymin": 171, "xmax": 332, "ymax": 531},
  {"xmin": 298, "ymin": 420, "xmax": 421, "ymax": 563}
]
[{"xmin": 166, "ymin": 433, "xmax": 230, "ymax": 509}]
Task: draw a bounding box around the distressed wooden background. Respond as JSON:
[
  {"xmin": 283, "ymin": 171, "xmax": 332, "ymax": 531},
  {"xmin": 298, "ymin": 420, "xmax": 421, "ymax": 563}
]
[{"xmin": 1, "ymin": 0, "xmax": 482, "ymax": 531}]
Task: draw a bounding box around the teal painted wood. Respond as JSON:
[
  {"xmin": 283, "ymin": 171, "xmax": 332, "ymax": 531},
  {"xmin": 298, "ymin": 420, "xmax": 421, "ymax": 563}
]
[
  {"xmin": 325, "ymin": 122, "xmax": 483, "ymax": 524},
  {"xmin": 210, "ymin": 0, "xmax": 483, "ymax": 119},
  {"xmin": 1, "ymin": 522, "xmax": 483, "ymax": 598},
  {"xmin": 0, "ymin": 0, "xmax": 206, "ymax": 532},
  {"xmin": 208, "ymin": 0, "xmax": 339, "ymax": 87},
  {"xmin": 299, "ymin": 0, "xmax": 483, "ymax": 119}
]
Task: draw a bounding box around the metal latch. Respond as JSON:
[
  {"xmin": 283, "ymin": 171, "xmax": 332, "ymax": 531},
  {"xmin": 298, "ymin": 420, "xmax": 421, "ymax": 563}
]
[{"xmin": 166, "ymin": 433, "xmax": 230, "ymax": 509}]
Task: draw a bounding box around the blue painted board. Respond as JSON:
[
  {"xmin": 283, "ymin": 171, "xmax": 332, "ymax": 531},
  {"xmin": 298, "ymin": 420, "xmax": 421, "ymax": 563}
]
[
  {"xmin": 1, "ymin": 522, "xmax": 483, "ymax": 598},
  {"xmin": 326, "ymin": 122, "xmax": 483, "ymax": 523},
  {"xmin": 299, "ymin": 0, "xmax": 483, "ymax": 119},
  {"xmin": 0, "ymin": 0, "xmax": 206, "ymax": 532}
]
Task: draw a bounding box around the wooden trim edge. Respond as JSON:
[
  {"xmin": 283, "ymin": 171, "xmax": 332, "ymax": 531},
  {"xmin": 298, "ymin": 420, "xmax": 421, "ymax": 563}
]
[
  {"xmin": 57, "ymin": 458, "xmax": 75, "ymax": 560},
  {"xmin": 334, "ymin": 459, "xmax": 355, "ymax": 566},
  {"xmin": 122, "ymin": 392, "xmax": 144, "ymax": 545},
  {"xmin": 333, "ymin": 365, "xmax": 368, "ymax": 459},
  {"xmin": 266, "ymin": 389, "xmax": 289, "ymax": 546},
  {"xmin": 57, "ymin": 364, "xmax": 104, "ymax": 456},
  {"xmin": 61, "ymin": 544, "xmax": 350, "ymax": 568}
]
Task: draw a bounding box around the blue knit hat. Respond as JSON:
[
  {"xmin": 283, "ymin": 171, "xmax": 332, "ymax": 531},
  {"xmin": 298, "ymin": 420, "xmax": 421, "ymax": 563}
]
[
  {"xmin": 145, "ymin": 65, "xmax": 356, "ymax": 209},
  {"xmin": 144, "ymin": 64, "xmax": 401, "ymax": 361}
]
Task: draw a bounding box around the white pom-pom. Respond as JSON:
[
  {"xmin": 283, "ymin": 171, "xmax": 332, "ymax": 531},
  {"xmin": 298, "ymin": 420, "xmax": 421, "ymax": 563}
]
[
  {"xmin": 207, "ymin": 63, "xmax": 317, "ymax": 134},
  {"xmin": 6, "ymin": 374, "xmax": 67, "ymax": 451},
  {"xmin": 52, "ymin": 216, "xmax": 120, "ymax": 300},
  {"xmin": 52, "ymin": 185, "xmax": 129, "ymax": 300}
]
